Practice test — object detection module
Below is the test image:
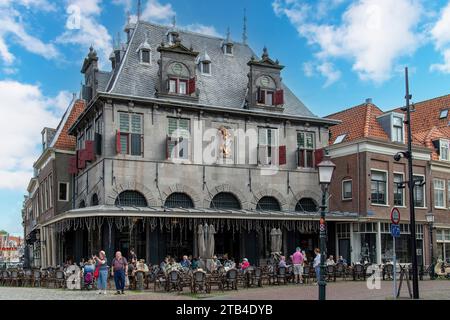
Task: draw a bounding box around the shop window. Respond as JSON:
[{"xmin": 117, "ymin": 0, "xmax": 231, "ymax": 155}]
[
  {"xmin": 165, "ymin": 193, "xmax": 194, "ymax": 208},
  {"xmin": 256, "ymin": 196, "xmax": 281, "ymax": 211},
  {"xmin": 210, "ymin": 192, "xmax": 241, "ymax": 210},
  {"xmin": 115, "ymin": 190, "xmax": 147, "ymax": 207}
]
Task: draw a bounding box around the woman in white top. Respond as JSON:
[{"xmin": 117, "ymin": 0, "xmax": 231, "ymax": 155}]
[{"xmin": 313, "ymin": 248, "xmax": 321, "ymax": 284}]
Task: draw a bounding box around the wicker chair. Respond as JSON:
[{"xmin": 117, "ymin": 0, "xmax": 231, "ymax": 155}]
[
  {"xmin": 23, "ymin": 269, "xmax": 33, "ymax": 287},
  {"xmin": 383, "ymin": 264, "xmax": 394, "ymax": 280},
  {"xmin": 10, "ymin": 269, "xmax": 20, "ymax": 286},
  {"xmin": 326, "ymin": 265, "xmax": 336, "ymax": 282},
  {"xmin": 207, "ymin": 270, "xmax": 224, "ymax": 292},
  {"xmin": 167, "ymin": 270, "xmax": 182, "ymax": 292},
  {"xmin": 191, "ymin": 270, "xmax": 207, "ymax": 294},
  {"xmin": 335, "ymin": 263, "xmax": 347, "ymax": 281},
  {"xmin": 1, "ymin": 270, "xmax": 10, "ymax": 286},
  {"xmin": 154, "ymin": 271, "xmax": 167, "ymax": 292},
  {"xmin": 54, "ymin": 270, "xmax": 66, "ymax": 288},
  {"xmin": 243, "ymin": 268, "xmax": 255, "ymax": 288},
  {"xmin": 253, "ymin": 267, "xmax": 263, "ymax": 287},
  {"xmin": 353, "ymin": 264, "xmax": 366, "ymax": 281},
  {"xmin": 223, "ymin": 268, "xmax": 238, "ymax": 290},
  {"xmin": 303, "ymin": 265, "xmax": 311, "ymax": 284},
  {"xmin": 32, "ymin": 269, "xmax": 41, "ymax": 287},
  {"xmin": 286, "ymin": 265, "xmax": 294, "ymax": 283},
  {"xmin": 277, "ymin": 266, "xmax": 287, "ymax": 285}
]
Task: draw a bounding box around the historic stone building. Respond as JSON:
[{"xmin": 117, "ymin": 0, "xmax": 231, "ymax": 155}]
[{"xmin": 35, "ymin": 19, "xmax": 346, "ymax": 267}]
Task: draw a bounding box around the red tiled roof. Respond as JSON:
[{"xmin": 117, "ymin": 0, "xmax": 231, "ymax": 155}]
[
  {"xmin": 413, "ymin": 126, "xmax": 450, "ymax": 160},
  {"xmin": 326, "ymin": 103, "xmax": 389, "ymax": 144},
  {"xmin": 53, "ymin": 99, "xmax": 85, "ymax": 151}
]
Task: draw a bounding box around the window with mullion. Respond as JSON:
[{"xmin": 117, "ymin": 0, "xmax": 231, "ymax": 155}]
[
  {"xmin": 297, "ymin": 131, "xmax": 315, "ymax": 168},
  {"xmin": 371, "ymin": 171, "xmax": 387, "ymax": 205},
  {"xmin": 169, "ymin": 78, "xmax": 188, "ymax": 95},
  {"xmin": 413, "ymin": 175, "xmax": 425, "ymax": 207},
  {"xmin": 434, "ymin": 179, "xmax": 445, "ymax": 208},
  {"xmin": 393, "ymin": 173, "xmax": 404, "ymax": 206},
  {"xmin": 119, "ymin": 112, "xmax": 143, "ymax": 156},
  {"xmin": 167, "ymin": 117, "xmax": 190, "ymax": 159},
  {"xmin": 440, "ymin": 140, "xmax": 449, "ymax": 161}
]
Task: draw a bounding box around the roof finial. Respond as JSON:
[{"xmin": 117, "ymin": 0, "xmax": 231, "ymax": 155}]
[
  {"xmin": 172, "ymin": 15, "xmax": 177, "ymax": 28},
  {"xmin": 137, "ymin": 0, "xmax": 141, "ymax": 21},
  {"xmin": 226, "ymin": 27, "xmax": 231, "ymax": 43},
  {"xmin": 243, "ymin": 8, "xmax": 248, "ymax": 45},
  {"xmin": 262, "ymin": 46, "xmax": 268, "ymax": 59}
]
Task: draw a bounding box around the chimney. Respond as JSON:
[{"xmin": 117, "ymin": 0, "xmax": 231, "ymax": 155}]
[{"xmin": 365, "ymin": 98, "xmax": 373, "ymax": 104}]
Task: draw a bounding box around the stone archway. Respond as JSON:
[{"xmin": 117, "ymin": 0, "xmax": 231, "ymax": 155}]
[
  {"xmin": 160, "ymin": 184, "xmax": 202, "ymax": 208},
  {"xmin": 252, "ymin": 188, "xmax": 289, "ymax": 211},
  {"xmin": 204, "ymin": 184, "xmax": 250, "ymax": 209},
  {"xmin": 289, "ymin": 190, "xmax": 322, "ymax": 211},
  {"xmin": 106, "ymin": 181, "xmax": 156, "ymax": 206}
]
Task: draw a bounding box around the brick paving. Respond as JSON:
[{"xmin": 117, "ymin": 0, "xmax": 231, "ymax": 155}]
[{"xmin": 0, "ymin": 280, "xmax": 448, "ymax": 300}]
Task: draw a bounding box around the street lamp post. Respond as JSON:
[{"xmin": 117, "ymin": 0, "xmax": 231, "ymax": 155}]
[
  {"xmin": 426, "ymin": 212, "xmax": 435, "ymax": 278},
  {"xmin": 317, "ymin": 156, "xmax": 336, "ymax": 301}
]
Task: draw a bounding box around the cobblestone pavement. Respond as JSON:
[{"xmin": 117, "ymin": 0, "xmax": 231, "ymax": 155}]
[{"xmin": 0, "ymin": 280, "xmax": 449, "ymax": 300}]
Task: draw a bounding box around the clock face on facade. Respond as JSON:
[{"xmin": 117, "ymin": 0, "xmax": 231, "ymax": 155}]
[
  {"xmin": 260, "ymin": 76, "xmax": 270, "ymax": 87},
  {"xmin": 171, "ymin": 63, "xmax": 183, "ymax": 75}
]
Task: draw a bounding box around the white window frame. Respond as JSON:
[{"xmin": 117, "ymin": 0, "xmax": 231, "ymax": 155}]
[
  {"xmin": 413, "ymin": 174, "xmax": 426, "ymax": 209},
  {"xmin": 334, "ymin": 134, "xmax": 346, "ymax": 144},
  {"xmin": 392, "ymin": 115, "xmax": 404, "ymax": 143},
  {"xmin": 439, "ymin": 109, "xmax": 448, "ymax": 119},
  {"xmin": 224, "ymin": 44, "xmax": 233, "ymax": 56},
  {"xmin": 140, "ymin": 49, "xmax": 151, "ymax": 65},
  {"xmin": 434, "ymin": 178, "xmax": 446, "ymax": 209},
  {"xmin": 58, "ymin": 182, "xmax": 69, "ymax": 202},
  {"xmin": 393, "ymin": 172, "xmax": 406, "ymax": 208},
  {"xmin": 370, "ymin": 169, "xmax": 389, "ymax": 206},
  {"xmin": 201, "ymin": 61, "xmax": 211, "ymax": 75},
  {"xmin": 342, "ymin": 179, "xmax": 352, "ymax": 200},
  {"xmin": 440, "ymin": 139, "xmax": 449, "ymax": 161}
]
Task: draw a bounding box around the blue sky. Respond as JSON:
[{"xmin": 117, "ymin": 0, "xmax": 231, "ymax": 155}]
[{"xmin": 1, "ymin": 0, "xmax": 450, "ymax": 235}]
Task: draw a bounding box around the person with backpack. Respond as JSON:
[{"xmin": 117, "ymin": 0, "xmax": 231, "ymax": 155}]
[{"xmin": 111, "ymin": 251, "xmax": 128, "ymax": 295}]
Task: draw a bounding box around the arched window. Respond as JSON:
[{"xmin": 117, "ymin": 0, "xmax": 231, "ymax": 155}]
[
  {"xmin": 295, "ymin": 198, "xmax": 318, "ymax": 212},
  {"xmin": 91, "ymin": 193, "xmax": 99, "ymax": 206},
  {"xmin": 210, "ymin": 192, "xmax": 241, "ymax": 210},
  {"xmin": 115, "ymin": 190, "xmax": 147, "ymax": 207},
  {"xmin": 256, "ymin": 196, "xmax": 281, "ymax": 211},
  {"xmin": 164, "ymin": 192, "xmax": 194, "ymax": 208},
  {"xmin": 79, "ymin": 200, "xmax": 86, "ymax": 208}
]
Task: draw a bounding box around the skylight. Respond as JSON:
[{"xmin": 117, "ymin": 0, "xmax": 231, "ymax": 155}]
[
  {"xmin": 334, "ymin": 134, "xmax": 347, "ymax": 144},
  {"xmin": 439, "ymin": 109, "xmax": 448, "ymax": 119}
]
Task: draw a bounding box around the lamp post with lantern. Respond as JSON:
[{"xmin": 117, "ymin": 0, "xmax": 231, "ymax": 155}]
[
  {"xmin": 425, "ymin": 212, "xmax": 435, "ymax": 279},
  {"xmin": 317, "ymin": 156, "xmax": 336, "ymax": 301}
]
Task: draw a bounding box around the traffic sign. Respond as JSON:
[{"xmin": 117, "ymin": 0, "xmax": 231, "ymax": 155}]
[
  {"xmin": 390, "ymin": 207, "xmax": 401, "ymax": 224},
  {"xmin": 391, "ymin": 224, "xmax": 400, "ymax": 238}
]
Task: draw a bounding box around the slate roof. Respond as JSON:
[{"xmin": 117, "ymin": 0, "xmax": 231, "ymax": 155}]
[{"xmin": 106, "ymin": 21, "xmax": 316, "ymax": 118}]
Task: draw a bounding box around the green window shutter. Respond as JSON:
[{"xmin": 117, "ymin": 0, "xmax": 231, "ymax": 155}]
[
  {"xmin": 306, "ymin": 133, "xmax": 314, "ymax": 149},
  {"xmin": 120, "ymin": 134, "xmax": 128, "ymax": 154},
  {"xmin": 131, "ymin": 114, "xmax": 142, "ymax": 134},
  {"xmin": 130, "ymin": 133, "xmax": 141, "ymax": 156},
  {"xmin": 258, "ymin": 128, "xmax": 267, "ymax": 145},
  {"xmin": 119, "ymin": 113, "xmax": 130, "ymax": 132},
  {"xmin": 179, "ymin": 119, "xmax": 190, "ymax": 138},
  {"xmin": 297, "ymin": 132, "xmax": 304, "ymax": 148},
  {"xmin": 168, "ymin": 117, "xmax": 178, "ymax": 136}
]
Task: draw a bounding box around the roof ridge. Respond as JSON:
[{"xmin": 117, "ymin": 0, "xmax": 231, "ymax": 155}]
[
  {"xmin": 363, "ymin": 104, "xmax": 372, "ymax": 137},
  {"xmin": 325, "ymin": 102, "xmax": 368, "ymax": 118},
  {"xmin": 386, "ymin": 92, "xmax": 450, "ymax": 113}
]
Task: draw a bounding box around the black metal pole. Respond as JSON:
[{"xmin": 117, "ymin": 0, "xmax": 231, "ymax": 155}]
[
  {"xmin": 429, "ymin": 224, "xmax": 434, "ymax": 268},
  {"xmin": 318, "ymin": 184, "xmax": 327, "ymax": 300},
  {"xmin": 405, "ymin": 67, "xmax": 419, "ymax": 299}
]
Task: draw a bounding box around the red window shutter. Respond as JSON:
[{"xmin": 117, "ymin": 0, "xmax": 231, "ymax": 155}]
[
  {"xmin": 68, "ymin": 156, "xmax": 77, "ymax": 175},
  {"xmin": 275, "ymin": 90, "xmax": 284, "ymax": 105},
  {"xmin": 188, "ymin": 77, "xmax": 196, "ymax": 94},
  {"xmin": 279, "ymin": 145, "xmax": 286, "ymax": 165},
  {"xmin": 85, "ymin": 140, "xmax": 95, "ymax": 161},
  {"xmin": 116, "ymin": 130, "xmax": 121, "ymax": 154},
  {"xmin": 314, "ymin": 148, "xmax": 324, "ymax": 167},
  {"xmin": 77, "ymin": 150, "xmax": 86, "ymax": 169}
]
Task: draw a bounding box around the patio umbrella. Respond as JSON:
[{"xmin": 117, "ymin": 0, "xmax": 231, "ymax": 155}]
[
  {"xmin": 276, "ymin": 228, "xmax": 282, "ymax": 253},
  {"xmin": 197, "ymin": 224, "xmax": 206, "ymax": 259},
  {"xmin": 206, "ymin": 224, "xmax": 216, "ymax": 258},
  {"xmin": 270, "ymin": 228, "xmax": 277, "ymax": 253}
]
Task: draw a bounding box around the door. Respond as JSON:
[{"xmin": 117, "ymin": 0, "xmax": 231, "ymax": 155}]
[{"xmin": 339, "ymin": 239, "xmax": 351, "ymax": 264}]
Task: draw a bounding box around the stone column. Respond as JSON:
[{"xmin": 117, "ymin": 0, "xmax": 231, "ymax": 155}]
[{"xmin": 376, "ymin": 221, "xmax": 382, "ymax": 264}]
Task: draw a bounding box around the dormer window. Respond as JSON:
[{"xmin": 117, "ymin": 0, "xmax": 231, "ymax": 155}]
[
  {"xmin": 440, "ymin": 139, "xmax": 449, "ymax": 161},
  {"xmin": 392, "ymin": 115, "xmax": 404, "ymax": 143},
  {"xmin": 225, "ymin": 44, "xmax": 233, "ymax": 55},
  {"xmin": 201, "ymin": 62, "xmax": 211, "ymax": 75},
  {"xmin": 141, "ymin": 49, "xmax": 150, "ymax": 64},
  {"xmin": 440, "ymin": 109, "xmax": 448, "ymax": 119},
  {"xmin": 257, "ymin": 88, "xmax": 274, "ymax": 105},
  {"xmin": 169, "ymin": 78, "xmax": 188, "ymax": 94}
]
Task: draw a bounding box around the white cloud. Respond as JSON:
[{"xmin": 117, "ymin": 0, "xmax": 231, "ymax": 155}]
[
  {"xmin": 141, "ymin": 0, "xmax": 175, "ymax": 23},
  {"xmin": 0, "ymin": 2, "xmax": 59, "ymax": 65},
  {"xmin": 56, "ymin": 0, "xmax": 112, "ymax": 68},
  {"xmin": 184, "ymin": 24, "xmax": 221, "ymax": 37},
  {"xmin": 273, "ymin": 0, "xmax": 423, "ymax": 83},
  {"xmin": 0, "ymin": 80, "xmax": 66, "ymax": 190},
  {"xmin": 430, "ymin": 2, "xmax": 450, "ymax": 73},
  {"xmin": 303, "ymin": 61, "xmax": 315, "ymax": 77},
  {"xmin": 317, "ymin": 62, "xmax": 341, "ymax": 87}
]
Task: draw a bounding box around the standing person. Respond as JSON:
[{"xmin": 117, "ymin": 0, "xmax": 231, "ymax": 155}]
[
  {"xmin": 313, "ymin": 248, "xmax": 321, "ymax": 285},
  {"xmin": 129, "ymin": 248, "xmax": 137, "ymax": 266},
  {"xmin": 111, "ymin": 251, "xmax": 128, "ymax": 295},
  {"xmin": 291, "ymin": 247, "xmax": 305, "ymax": 284},
  {"xmin": 94, "ymin": 250, "xmax": 108, "ymax": 294}
]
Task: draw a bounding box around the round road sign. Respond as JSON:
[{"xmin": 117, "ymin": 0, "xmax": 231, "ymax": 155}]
[{"xmin": 390, "ymin": 207, "xmax": 401, "ymax": 224}]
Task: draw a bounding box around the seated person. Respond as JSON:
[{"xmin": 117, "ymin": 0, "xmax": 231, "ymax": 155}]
[
  {"xmin": 191, "ymin": 257, "xmax": 199, "ymax": 270},
  {"xmin": 337, "ymin": 256, "xmax": 347, "ymax": 265},
  {"xmin": 213, "ymin": 255, "xmax": 222, "ymax": 268},
  {"xmin": 83, "ymin": 259, "xmax": 95, "ymax": 273},
  {"xmin": 278, "ymin": 256, "xmax": 287, "ymax": 268},
  {"xmin": 240, "ymin": 258, "xmax": 250, "ymax": 272},
  {"xmin": 180, "ymin": 255, "xmax": 191, "ymax": 269},
  {"xmin": 326, "ymin": 255, "xmax": 336, "ymax": 266}
]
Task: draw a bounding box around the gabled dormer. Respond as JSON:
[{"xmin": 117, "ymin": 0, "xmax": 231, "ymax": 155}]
[
  {"xmin": 196, "ymin": 49, "xmax": 211, "ymax": 75},
  {"xmin": 156, "ymin": 33, "xmax": 199, "ymax": 102},
  {"xmin": 81, "ymin": 46, "xmax": 99, "ymax": 103},
  {"xmin": 136, "ymin": 33, "xmax": 152, "ymax": 65},
  {"xmin": 377, "ymin": 110, "xmax": 405, "ymax": 144},
  {"xmin": 246, "ymin": 47, "xmax": 285, "ymax": 111},
  {"xmin": 432, "ymin": 139, "xmax": 450, "ymax": 161},
  {"xmin": 222, "ymin": 28, "xmax": 234, "ymax": 56}
]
